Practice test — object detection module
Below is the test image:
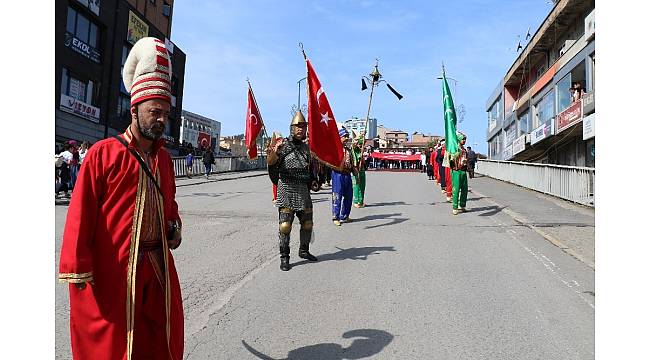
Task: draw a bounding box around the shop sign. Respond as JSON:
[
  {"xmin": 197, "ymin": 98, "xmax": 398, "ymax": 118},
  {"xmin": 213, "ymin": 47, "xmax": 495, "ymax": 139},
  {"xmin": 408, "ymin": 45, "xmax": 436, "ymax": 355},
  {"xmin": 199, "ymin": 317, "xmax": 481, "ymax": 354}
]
[
  {"xmin": 127, "ymin": 10, "xmax": 149, "ymax": 45},
  {"xmin": 512, "ymin": 134, "xmax": 526, "ymax": 155},
  {"xmin": 502, "ymin": 144, "xmax": 513, "ymax": 160},
  {"xmin": 583, "ymin": 113, "xmax": 595, "ymax": 140},
  {"xmin": 60, "ymin": 94, "xmax": 100, "ymax": 123},
  {"xmin": 64, "ymin": 32, "xmax": 100, "ymax": 63},
  {"xmin": 531, "ymin": 119, "xmax": 554, "ymax": 145},
  {"xmin": 556, "ymin": 99, "xmax": 583, "ymax": 134}
]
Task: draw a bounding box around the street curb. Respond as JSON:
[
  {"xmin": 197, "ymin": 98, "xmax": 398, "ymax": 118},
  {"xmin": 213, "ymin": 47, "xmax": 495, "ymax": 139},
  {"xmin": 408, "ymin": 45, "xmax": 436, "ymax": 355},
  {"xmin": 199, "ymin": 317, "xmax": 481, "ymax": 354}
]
[{"xmin": 469, "ymin": 188, "xmax": 595, "ymax": 270}]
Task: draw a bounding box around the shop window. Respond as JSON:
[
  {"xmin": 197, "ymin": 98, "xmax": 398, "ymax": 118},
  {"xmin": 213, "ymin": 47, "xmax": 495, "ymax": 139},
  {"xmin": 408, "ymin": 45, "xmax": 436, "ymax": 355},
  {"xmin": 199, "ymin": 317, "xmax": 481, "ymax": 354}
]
[{"xmin": 120, "ymin": 44, "xmax": 132, "ymax": 94}]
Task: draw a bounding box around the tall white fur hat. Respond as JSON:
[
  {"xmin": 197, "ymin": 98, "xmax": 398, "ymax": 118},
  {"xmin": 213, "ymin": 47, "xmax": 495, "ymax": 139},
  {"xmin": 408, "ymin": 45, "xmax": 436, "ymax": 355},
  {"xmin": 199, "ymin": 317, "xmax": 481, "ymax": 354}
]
[{"xmin": 122, "ymin": 37, "xmax": 172, "ymax": 106}]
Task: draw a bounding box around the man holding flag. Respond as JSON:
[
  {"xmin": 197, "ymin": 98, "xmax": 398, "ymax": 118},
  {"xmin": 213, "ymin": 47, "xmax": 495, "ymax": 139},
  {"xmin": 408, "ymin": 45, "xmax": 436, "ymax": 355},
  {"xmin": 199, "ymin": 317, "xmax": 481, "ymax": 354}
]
[
  {"xmin": 441, "ymin": 67, "xmax": 460, "ymax": 207},
  {"xmin": 352, "ymin": 131, "xmax": 367, "ymax": 208},
  {"xmin": 302, "ymin": 47, "xmax": 354, "ymax": 226},
  {"xmin": 450, "ymin": 132, "xmax": 469, "ymax": 215}
]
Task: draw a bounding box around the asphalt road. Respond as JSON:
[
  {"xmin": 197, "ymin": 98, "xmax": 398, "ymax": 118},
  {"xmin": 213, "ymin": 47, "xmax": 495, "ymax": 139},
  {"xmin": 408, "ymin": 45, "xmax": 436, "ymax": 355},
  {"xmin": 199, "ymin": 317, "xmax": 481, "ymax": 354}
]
[{"xmin": 55, "ymin": 171, "xmax": 595, "ymax": 359}]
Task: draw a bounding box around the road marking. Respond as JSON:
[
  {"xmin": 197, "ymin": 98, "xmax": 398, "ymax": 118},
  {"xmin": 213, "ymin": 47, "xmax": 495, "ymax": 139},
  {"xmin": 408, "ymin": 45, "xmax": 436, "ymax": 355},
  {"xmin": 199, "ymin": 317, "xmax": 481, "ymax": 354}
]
[
  {"xmin": 470, "ymin": 188, "xmax": 594, "ymax": 270},
  {"xmin": 476, "ymin": 196, "xmax": 595, "ymax": 310}
]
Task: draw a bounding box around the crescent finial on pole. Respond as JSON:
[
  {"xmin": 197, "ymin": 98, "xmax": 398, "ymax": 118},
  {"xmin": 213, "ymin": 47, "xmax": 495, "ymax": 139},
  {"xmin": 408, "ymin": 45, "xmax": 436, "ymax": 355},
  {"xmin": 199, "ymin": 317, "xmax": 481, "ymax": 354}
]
[{"xmin": 299, "ymin": 42, "xmax": 307, "ymax": 60}]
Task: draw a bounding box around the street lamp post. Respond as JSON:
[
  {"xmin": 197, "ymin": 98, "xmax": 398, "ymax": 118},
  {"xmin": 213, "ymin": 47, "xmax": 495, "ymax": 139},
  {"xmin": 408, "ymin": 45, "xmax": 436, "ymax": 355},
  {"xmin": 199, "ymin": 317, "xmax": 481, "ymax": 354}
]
[{"xmin": 297, "ymin": 77, "xmax": 307, "ymax": 109}]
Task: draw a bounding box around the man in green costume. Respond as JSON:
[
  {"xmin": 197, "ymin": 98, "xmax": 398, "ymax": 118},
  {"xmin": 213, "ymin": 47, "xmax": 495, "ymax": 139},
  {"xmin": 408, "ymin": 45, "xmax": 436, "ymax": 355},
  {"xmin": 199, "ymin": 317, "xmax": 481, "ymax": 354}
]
[
  {"xmin": 451, "ymin": 132, "xmax": 469, "ymax": 215},
  {"xmin": 351, "ymin": 131, "xmax": 366, "ymax": 208}
]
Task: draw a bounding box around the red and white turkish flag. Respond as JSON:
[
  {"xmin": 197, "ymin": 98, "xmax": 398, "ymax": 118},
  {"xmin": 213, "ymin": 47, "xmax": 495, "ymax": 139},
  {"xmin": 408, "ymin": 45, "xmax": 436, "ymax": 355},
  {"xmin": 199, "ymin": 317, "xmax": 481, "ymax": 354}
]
[
  {"xmin": 306, "ymin": 59, "xmax": 344, "ymax": 170},
  {"xmin": 245, "ymin": 83, "xmax": 265, "ymax": 159}
]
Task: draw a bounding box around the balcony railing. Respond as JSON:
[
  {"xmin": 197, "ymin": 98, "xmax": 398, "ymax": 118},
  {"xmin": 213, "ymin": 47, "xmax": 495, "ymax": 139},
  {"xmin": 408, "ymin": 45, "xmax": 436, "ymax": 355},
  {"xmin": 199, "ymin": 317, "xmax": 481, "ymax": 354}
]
[{"xmin": 476, "ymin": 159, "xmax": 594, "ymax": 207}]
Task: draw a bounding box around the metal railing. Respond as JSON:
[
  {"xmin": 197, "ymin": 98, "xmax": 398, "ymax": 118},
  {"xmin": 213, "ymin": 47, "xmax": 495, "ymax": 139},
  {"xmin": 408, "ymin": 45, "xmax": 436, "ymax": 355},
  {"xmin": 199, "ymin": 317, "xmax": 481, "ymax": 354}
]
[
  {"xmin": 171, "ymin": 155, "xmax": 267, "ymax": 177},
  {"xmin": 476, "ymin": 159, "xmax": 595, "ymax": 207}
]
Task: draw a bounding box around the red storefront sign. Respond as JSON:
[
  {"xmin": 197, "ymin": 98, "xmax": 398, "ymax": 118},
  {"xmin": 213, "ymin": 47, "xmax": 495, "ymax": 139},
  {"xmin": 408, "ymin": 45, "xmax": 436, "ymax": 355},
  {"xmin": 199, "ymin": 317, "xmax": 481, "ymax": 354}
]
[
  {"xmin": 369, "ymin": 152, "xmax": 421, "ymax": 161},
  {"xmin": 556, "ymin": 99, "xmax": 583, "ymax": 134}
]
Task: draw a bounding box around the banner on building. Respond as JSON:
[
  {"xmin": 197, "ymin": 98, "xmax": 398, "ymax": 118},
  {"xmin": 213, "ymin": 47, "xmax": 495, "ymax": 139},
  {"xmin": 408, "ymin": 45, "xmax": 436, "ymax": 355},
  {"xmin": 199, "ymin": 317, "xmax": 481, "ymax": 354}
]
[
  {"xmin": 60, "ymin": 94, "xmax": 100, "ymax": 123},
  {"xmin": 512, "ymin": 134, "xmax": 526, "ymax": 155},
  {"xmin": 197, "ymin": 132, "xmax": 211, "ymax": 149},
  {"xmin": 531, "ymin": 119, "xmax": 554, "ymax": 145},
  {"xmin": 127, "ymin": 10, "xmax": 148, "ymax": 45},
  {"xmin": 583, "ymin": 113, "xmax": 595, "ymax": 140},
  {"xmin": 556, "ymin": 99, "xmax": 583, "ymax": 134},
  {"xmin": 502, "ymin": 144, "xmax": 513, "ymax": 160},
  {"xmin": 64, "ymin": 32, "xmax": 100, "ymax": 63}
]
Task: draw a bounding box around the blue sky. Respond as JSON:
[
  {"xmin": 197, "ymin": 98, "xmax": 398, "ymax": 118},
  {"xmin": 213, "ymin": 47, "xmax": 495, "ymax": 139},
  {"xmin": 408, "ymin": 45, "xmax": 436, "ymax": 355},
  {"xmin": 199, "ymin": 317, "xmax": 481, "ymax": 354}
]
[{"xmin": 171, "ymin": 0, "xmax": 553, "ymax": 154}]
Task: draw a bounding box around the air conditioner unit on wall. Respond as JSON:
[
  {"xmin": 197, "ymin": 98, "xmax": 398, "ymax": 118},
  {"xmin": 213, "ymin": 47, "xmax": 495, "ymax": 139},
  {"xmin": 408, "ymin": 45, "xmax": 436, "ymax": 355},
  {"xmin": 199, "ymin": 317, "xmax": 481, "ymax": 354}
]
[{"xmin": 559, "ymin": 40, "xmax": 576, "ymax": 57}]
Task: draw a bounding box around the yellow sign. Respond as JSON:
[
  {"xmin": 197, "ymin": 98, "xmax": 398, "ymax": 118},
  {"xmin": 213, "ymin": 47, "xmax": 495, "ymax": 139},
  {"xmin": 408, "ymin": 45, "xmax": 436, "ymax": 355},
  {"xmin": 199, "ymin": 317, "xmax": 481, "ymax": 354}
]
[{"xmin": 127, "ymin": 10, "xmax": 148, "ymax": 45}]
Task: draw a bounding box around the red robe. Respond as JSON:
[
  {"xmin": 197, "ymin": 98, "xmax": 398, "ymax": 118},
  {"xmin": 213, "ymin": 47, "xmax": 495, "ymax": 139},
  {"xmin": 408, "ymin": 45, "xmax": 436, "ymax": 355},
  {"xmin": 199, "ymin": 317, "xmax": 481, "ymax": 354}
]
[{"xmin": 59, "ymin": 128, "xmax": 184, "ymax": 360}]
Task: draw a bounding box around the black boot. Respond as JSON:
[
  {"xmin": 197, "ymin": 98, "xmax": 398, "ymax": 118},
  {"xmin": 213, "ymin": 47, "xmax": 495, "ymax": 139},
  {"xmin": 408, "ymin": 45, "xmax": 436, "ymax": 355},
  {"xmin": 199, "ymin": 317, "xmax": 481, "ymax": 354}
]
[
  {"xmin": 280, "ymin": 256, "xmax": 291, "ymax": 271},
  {"xmin": 299, "ymin": 251, "xmax": 318, "ymax": 262}
]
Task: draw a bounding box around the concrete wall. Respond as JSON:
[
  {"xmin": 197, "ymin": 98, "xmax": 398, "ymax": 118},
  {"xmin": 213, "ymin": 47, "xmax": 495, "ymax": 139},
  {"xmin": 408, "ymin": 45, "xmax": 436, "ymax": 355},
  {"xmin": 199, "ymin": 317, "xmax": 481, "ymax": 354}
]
[{"xmin": 171, "ymin": 156, "xmax": 267, "ymax": 177}]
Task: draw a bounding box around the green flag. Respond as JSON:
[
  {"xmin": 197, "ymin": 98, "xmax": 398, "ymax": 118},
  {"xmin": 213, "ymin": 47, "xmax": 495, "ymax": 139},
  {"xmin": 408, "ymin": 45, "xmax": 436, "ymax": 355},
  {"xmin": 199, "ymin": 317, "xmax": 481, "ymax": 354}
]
[{"xmin": 442, "ymin": 70, "xmax": 458, "ymax": 157}]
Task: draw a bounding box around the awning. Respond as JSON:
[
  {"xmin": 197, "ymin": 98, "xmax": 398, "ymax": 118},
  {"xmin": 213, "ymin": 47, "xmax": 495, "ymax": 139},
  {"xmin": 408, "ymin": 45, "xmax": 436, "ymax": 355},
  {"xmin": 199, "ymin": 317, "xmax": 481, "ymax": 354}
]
[{"xmin": 369, "ymin": 153, "xmax": 421, "ymax": 161}]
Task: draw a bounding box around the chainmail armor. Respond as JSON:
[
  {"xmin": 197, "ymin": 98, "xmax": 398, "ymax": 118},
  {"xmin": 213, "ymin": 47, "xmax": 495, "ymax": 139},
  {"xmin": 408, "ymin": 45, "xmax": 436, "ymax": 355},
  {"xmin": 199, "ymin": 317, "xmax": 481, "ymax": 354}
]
[{"xmin": 276, "ymin": 138, "xmax": 312, "ymax": 210}]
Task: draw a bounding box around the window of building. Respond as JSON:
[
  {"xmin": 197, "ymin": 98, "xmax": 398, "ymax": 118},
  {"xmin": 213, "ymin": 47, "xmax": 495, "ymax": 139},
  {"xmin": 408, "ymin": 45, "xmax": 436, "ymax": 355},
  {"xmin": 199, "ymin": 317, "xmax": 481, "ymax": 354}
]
[
  {"xmin": 66, "ymin": 7, "xmax": 100, "ymax": 48},
  {"xmin": 556, "ymin": 73, "xmax": 572, "ymax": 113},
  {"xmin": 116, "ymin": 94, "xmax": 131, "ymax": 122},
  {"xmin": 120, "ymin": 44, "xmax": 133, "ymax": 94},
  {"xmin": 533, "ymin": 90, "xmax": 554, "ymax": 128},
  {"xmin": 163, "ymin": 2, "xmax": 171, "ymax": 17},
  {"xmin": 518, "ymin": 110, "xmax": 530, "ymax": 135},
  {"xmin": 61, "ymin": 67, "xmax": 99, "ymax": 106}
]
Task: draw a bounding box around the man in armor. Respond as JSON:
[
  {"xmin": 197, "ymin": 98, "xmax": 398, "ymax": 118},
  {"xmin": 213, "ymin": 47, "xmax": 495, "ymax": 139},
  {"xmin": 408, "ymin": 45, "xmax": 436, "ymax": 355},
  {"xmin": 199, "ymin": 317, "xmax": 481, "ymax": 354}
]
[
  {"xmin": 450, "ymin": 132, "xmax": 469, "ymax": 215},
  {"xmin": 266, "ymin": 110, "xmax": 318, "ymax": 271}
]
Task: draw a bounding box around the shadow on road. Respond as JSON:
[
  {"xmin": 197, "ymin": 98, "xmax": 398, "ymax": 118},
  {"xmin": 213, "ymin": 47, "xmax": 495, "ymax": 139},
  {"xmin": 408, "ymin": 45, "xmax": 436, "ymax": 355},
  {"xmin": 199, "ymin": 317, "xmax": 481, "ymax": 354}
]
[
  {"xmin": 292, "ymin": 246, "xmax": 396, "ymax": 267},
  {"xmin": 465, "ymin": 205, "xmax": 506, "ymax": 217},
  {"xmin": 344, "ymin": 213, "xmax": 408, "ymax": 229},
  {"xmin": 242, "ymin": 329, "xmax": 393, "ymax": 360},
  {"xmin": 364, "ymin": 201, "xmax": 409, "ymax": 207}
]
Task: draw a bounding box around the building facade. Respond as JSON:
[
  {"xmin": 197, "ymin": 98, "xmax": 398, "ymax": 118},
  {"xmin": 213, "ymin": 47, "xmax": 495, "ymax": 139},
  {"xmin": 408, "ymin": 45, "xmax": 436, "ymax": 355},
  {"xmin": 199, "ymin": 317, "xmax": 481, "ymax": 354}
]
[
  {"xmin": 55, "ymin": 0, "xmax": 185, "ymax": 147},
  {"xmin": 180, "ymin": 110, "xmax": 221, "ymax": 151},
  {"xmin": 342, "ymin": 117, "xmax": 377, "ymax": 139},
  {"xmin": 485, "ymin": 0, "xmax": 595, "ymax": 167}
]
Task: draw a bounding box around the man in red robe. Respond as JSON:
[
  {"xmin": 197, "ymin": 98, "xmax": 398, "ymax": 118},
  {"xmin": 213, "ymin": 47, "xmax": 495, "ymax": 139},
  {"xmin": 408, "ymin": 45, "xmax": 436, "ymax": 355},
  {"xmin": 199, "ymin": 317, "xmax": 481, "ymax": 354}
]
[{"xmin": 58, "ymin": 37, "xmax": 184, "ymax": 360}]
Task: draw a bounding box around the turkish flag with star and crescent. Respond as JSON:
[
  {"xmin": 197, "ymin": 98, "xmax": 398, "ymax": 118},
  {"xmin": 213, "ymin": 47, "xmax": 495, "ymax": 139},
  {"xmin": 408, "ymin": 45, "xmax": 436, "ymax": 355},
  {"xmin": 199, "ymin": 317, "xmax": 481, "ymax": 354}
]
[
  {"xmin": 245, "ymin": 84, "xmax": 265, "ymax": 159},
  {"xmin": 306, "ymin": 59, "xmax": 344, "ymax": 170}
]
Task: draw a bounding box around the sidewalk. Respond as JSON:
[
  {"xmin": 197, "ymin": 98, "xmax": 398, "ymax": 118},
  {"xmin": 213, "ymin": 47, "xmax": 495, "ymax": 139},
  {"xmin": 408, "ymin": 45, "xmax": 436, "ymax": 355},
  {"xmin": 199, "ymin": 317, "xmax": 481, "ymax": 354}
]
[
  {"xmin": 55, "ymin": 169, "xmax": 268, "ymax": 206},
  {"xmin": 468, "ymin": 174, "xmax": 595, "ymax": 269}
]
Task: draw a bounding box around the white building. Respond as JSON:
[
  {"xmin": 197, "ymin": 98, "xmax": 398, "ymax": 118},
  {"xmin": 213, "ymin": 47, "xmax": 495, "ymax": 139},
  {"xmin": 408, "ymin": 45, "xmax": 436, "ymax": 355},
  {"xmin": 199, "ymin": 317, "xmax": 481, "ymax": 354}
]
[
  {"xmin": 343, "ymin": 117, "xmax": 377, "ymax": 139},
  {"xmin": 180, "ymin": 110, "xmax": 221, "ymax": 151}
]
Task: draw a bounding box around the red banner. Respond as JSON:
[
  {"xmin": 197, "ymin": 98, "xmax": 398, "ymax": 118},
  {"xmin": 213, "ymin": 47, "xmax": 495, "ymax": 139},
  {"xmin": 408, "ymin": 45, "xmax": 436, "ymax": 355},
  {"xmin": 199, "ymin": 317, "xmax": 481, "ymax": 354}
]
[
  {"xmin": 306, "ymin": 59, "xmax": 344, "ymax": 170},
  {"xmin": 197, "ymin": 132, "xmax": 211, "ymax": 150},
  {"xmin": 245, "ymin": 84, "xmax": 265, "ymax": 159},
  {"xmin": 369, "ymin": 153, "xmax": 421, "ymax": 161}
]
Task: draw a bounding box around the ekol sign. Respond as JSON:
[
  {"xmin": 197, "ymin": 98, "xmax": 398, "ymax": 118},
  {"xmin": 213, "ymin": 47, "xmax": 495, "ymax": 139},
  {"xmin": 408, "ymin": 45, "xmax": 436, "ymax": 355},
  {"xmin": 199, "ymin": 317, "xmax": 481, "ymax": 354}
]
[{"xmin": 64, "ymin": 32, "xmax": 100, "ymax": 63}]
